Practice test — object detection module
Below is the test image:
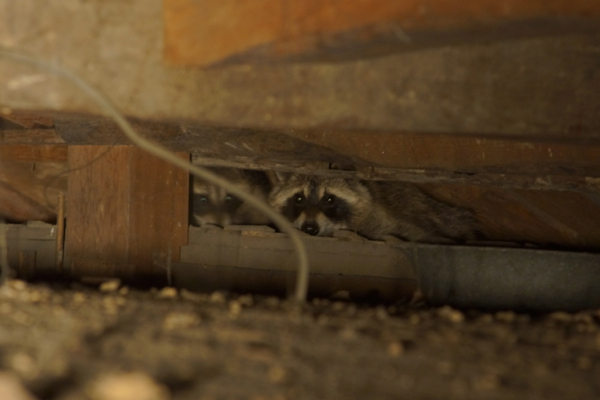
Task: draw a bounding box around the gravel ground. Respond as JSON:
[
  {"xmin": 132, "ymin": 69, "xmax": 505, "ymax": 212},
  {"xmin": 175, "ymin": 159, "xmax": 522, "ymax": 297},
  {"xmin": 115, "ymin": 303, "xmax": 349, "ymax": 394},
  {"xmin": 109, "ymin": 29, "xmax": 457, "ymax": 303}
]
[{"xmin": 0, "ymin": 280, "xmax": 599, "ymax": 400}]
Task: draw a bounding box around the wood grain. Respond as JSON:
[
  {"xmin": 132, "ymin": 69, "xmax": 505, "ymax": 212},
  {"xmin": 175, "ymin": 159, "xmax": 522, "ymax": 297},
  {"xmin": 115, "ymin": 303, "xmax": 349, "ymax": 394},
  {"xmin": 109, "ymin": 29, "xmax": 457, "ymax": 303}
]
[
  {"xmin": 164, "ymin": 0, "xmax": 600, "ymax": 65},
  {"xmin": 64, "ymin": 146, "xmax": 189, "ymax": 279}
]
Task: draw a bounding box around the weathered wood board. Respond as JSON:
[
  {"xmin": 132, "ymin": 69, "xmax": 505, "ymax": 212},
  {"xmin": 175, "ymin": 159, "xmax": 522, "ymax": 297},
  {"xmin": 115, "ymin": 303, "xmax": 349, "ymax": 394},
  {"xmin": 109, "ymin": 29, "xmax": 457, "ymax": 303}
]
[
  {"xmin": 164, "ymin": 0, "xmax": 600, "ymax": 65},
  {"xmin": 64, "ymin": 146, "xmax": 189, "ymax": 279}
]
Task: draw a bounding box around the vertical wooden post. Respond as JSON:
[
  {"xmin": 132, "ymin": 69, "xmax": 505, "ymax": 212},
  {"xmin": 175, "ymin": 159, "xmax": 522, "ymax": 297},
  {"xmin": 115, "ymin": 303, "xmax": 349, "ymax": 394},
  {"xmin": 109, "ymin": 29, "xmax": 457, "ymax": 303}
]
[{"xmin": 64, "ymin": 145, "xmax": 189, "ymax": 281}]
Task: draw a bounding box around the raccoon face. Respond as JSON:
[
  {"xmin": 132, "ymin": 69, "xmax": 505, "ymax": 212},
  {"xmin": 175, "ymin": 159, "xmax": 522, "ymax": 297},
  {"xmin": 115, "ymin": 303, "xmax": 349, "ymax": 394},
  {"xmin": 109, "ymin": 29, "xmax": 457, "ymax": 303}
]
[
  {"xmin": 192, "ymin": 185, "xmax": 243, "ymax": 227},
  {"xmin": 191, "ymin": 167, "xmax": 272, "ymax": 227},
  {"xmin": 269, "ymin": 174, "xmax": 371, "ymax": 236}
]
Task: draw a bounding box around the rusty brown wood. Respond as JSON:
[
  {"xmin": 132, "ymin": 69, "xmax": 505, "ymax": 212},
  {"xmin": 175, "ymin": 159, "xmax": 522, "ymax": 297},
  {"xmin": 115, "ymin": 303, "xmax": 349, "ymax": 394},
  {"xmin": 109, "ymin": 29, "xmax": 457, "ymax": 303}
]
[
  {"xmin": 65, "ymin": 146, "xmax": 133, "ymax": 276},
  {"xmin": 3, "ymin": 112, "xmax": 600, "ymax": 191},
  {"xmin": 0, "ymin": 145, "xmax": 68, "ymax": 162},
  {"xmin": 64, "ymin": 145, "xmax": 189, "ymax": 279},
  {"xmin": 56, "ymin": 192, "xmax": 65, "ymax": 273},
  {"xmin": 128, "ymin": 148, "xmax": 189, "ymax": 277},
  {"xmin": 164, "ymin": 0, "xmax": 600, "ymax": 66}
]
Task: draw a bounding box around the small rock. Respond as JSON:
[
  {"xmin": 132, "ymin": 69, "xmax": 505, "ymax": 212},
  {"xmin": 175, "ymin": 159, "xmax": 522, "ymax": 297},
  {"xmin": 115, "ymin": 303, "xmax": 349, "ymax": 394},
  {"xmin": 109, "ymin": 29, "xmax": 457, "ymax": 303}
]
[
  {"xmin": 157, "ymin": 287, "xmax": 178, "ymax": 299},
  {"xmin": 477, "ymin": 314, "xmax": 494, "ymax": 323},
  {"xmin": 118, "ymin": 286, "xmax": 129, "ymax": 296},
  {"xmin": 437, "ymin": 360, "xmax": 454, "ymax": 375},
  {"xmin": 375, "ymin": 306, "xmax": 389, "ymax": 321},
  {"xmin": 237, "ymin": 294, "xmax": 254, "ymax": 307},
  {"xmin": 437, "ymin": 306, "xmax": 464, "ymax": 323},
  {"xmin": 163, "ymin": 312, "xmax": 201, "ymax": 330},
  {"xmin": 573, "ymin": 312, "xmax": 593, "ymax": 324},
  {"xmin": 73, "ymin": 292, "xmax": 86, "ymax": 304},
  {"xmin": 10, "ymin": 280, "xmax": 27, "ymax": 291},
  {"xmin": 10, "ymin": 353, "xmax": 37, "ymax": 378},
  {"xmin": 99, "ymin": 279, "xmax": 121, "ymax": 293},
  {"xmin": 339, "ymin": 328, "xmax": 357, "ymax": 341},
  {"xmin": 330, "ymin": 290, "xmax": 350, "ymax": 301},
  {"xmin": 495, "ymin": 311, "xmax": 516, "ymax": 323},
  {"xmin": 387, "ymin": 341, "xmax": 404, "ymax": 357},
  {"xmin": 180, "ymin": 289, "xmax": 206, "ymax": 302},
  {"xmin": 229, "ymin": 301, "xmax": 242, "ymax": 317},
  {"xmin": 332, "ymin": 301, "xmax": 345, "ymax": 312},
  {"xmin": 103, "ymin": 297, "xmax": 119, "ymax": 315},
  {"xmin": 264, "ymin": 296, "xmax": 280, "ymax": 308},
  {"xmin": 548, "ymin": 311, "xmax": 572, "ymax": 323},
  {"xmin": 267, "ymin": 366, "xmax": 286, "ymax": 383},
  {"xmin": 576, "ymin": 356, "xmax": 592, "ymax": 370},
  {"xmin": 472, "ymin": 373, "xmax": 499, "ymax": 391},
  {"xmin": 209, "ymin": 291, "xmax": 226, "ymax": 304},
  {"xmin": 87, "ymin": 372, "xmax": 170, "ymax": 400},
  {"xmin": 0, "ymin": 373, "xmax": 37, "ymax": 400}
]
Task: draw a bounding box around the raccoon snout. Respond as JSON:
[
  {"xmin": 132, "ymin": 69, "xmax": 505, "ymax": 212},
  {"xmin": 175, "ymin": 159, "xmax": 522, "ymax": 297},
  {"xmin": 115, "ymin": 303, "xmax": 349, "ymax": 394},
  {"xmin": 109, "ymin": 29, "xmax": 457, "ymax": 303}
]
[{"xmin": 301, "ymin": 221, "xmax": 320, "ymax": 236}]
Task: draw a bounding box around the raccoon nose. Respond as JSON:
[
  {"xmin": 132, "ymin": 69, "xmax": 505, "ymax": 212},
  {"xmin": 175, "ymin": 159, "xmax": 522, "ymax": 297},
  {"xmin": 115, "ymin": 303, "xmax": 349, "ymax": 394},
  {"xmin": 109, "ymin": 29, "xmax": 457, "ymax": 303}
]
[{"xmin": 301, "ymin": 221, "xmax": 320, "ymax": 236}]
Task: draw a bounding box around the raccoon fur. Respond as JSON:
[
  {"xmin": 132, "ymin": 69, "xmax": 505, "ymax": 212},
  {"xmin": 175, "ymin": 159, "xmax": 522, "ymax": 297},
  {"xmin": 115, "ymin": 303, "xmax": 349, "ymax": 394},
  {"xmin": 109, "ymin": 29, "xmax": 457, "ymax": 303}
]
[
  {"xmin": 191, "ymin": 167, "xmax": 271, "ymax": 227},
  {"xmin": 269, "ymin": 173, "xmax": 479, "ymax": 242}
]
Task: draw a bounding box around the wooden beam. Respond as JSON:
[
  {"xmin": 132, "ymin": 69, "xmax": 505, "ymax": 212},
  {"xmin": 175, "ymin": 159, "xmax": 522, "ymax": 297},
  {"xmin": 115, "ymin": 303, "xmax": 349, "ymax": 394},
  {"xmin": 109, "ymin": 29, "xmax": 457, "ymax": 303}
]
[
  {"xmin": 0, "ymin": 145, "xmax": 68, "ymax": 162},
  {"xmin": 64, "ymin": 146, "xmax": 189, "ymax": 280},
  {"xmin": 164, "ymin": 0, "xmax": 600, "ymax": 66},
  {"xmin": 3, "ymin": 111, "xmax": 600, "ymax": 191}
]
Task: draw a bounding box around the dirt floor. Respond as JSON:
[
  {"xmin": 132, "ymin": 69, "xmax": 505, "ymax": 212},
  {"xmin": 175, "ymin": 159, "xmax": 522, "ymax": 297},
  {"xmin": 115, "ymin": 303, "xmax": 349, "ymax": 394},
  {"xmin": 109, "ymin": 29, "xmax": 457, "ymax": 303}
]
[{"xmin": 0, "ymin": 279, "xmax": 599, "ymax": 400}]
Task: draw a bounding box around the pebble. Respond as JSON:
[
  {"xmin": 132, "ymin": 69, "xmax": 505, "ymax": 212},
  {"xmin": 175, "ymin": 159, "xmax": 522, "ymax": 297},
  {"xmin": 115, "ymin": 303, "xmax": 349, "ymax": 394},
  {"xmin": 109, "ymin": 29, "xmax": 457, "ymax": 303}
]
[
  {"xmin": 180, "ymin": 289, "xmax": 206, "ymax": 302},
  {"xmin": 263, "ymin": 296, "xmax": 280, "ymax": 308},
  {"xmin": 267, "ymin": 365, "xmax": 286, "ymax": 383},
  {"xmin": 163, "ymin": 312, "xmax": 201, "ymax": 330},
  {"xmin": 437, "ymin": 306, "xmax": 465, "ymax": 323},
  {"xmin": 229, "ymin": 301, "xmax": 242, "ymax": 317},
  {"xmin": 387, "ymin": 341, "xmax": 404, "ymax": 357},
  {"xmin": 209, "ymin": 291, "xmax": 226, "ymax": 304},
  {"xmin": 339, "ymin": 327, "xmax": 357, "ymax": 341},
  {"xmin": 99, "ymin": 280, "xmax": 121, "ymax": 293},
  {"xmin": 332, "ymin": 301, "xmax": 345, "ymax": 312},
  {"xmin": 495, "ymin": 311, "xmax": 516, "ymax": 323},
  {"xmin": 576, "ymin": 356, "xmax": 592, "ymax": 370},
  {"xmin": 10, "ymin": 280, "xmax": 27, "ymax": 291},
  {"xmin": 87, "ymin": 372, "xmax": 170, "ymax": 400},
  {"xmin": 375, "ymin": 306, "xmax": 389, "ymax": 321},
  {"xmin": 237, "ymin": 295, "xmax": 254, "ymax": 307},
  {"xmin": 548, "ymin": 311, "xmax": 572, "ymax": 323},
  {"xmin": 472, "ymin": 372, "xmax": 499, "ymax": 391},
  {"xmin": 0, "ymin": 373, "xmax": 36, "ymax": 400},
  {"xmin": 157, "ymin": 287, "xmax": 178, "ymax": 299},
  {"xmin": 10, "ymin": 352, "xmax": 37, "ymax": 378},
  {"xmin": 73, "ymin": 292, "xmax": 86, "ymax": 304}
]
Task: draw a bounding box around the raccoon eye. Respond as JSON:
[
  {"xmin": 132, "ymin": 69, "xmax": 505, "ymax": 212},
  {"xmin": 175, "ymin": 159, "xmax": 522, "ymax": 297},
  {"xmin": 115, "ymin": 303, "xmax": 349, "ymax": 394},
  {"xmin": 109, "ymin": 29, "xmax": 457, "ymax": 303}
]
[
  {"xmin": 199, "ymin": 196, "xmax": 208, "ymax": 203},
  {"xmin": 325, "ymin": 195, "xmax": 336, "ymax": 204},
  {"xmin": 294, "ymin": 194, "xmax": 305, "ymax": 204},
  {"xmin": 224, "ymin": 195, "xmax": 233, "ymax": 202}
]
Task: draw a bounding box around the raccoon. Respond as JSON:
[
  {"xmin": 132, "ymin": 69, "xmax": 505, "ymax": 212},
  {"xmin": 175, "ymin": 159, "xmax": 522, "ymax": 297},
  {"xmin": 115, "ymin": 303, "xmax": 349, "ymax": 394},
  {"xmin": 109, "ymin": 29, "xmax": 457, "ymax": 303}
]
[
  {"xmin": 269, "ymin": 173, "xmax": 479, "ymax": 242},
  {"xmin": 191, "ymin": 167, "xmax": 271, "ymax": 227}
]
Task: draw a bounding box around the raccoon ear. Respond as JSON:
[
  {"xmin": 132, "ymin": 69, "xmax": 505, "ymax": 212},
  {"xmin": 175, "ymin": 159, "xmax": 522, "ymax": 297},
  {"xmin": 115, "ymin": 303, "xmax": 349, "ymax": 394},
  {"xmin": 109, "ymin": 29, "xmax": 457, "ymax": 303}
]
[{"xmin": 267, "ymin": 170, "xmax": 292, "ymax": 184}]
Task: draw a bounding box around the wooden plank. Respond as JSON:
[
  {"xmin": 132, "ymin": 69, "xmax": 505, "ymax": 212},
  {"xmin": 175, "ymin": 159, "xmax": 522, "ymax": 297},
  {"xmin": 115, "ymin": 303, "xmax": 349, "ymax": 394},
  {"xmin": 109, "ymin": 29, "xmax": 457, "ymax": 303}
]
[
  {"xmin": 65, "ymin": 146, "xmax": 132, "ymax": 275},
  {"xmin": 50, "ymin": 114, "xmax": 600, "ymax": 191},
  {"xmin": 64, "ymin": 145, "xmax": 189, "ymax": 279},
  {"xmin": 422, "ymin": 184, "xmax": 600, "ymax": 250},
  {"xmin": 0, "ymin": 145, "xmax": 68, "ymax": 162},
  {"xmin": 128, "ymin": 148, "xmax": 189, "ymax": 276},
  {"xmin": 164, "ymin": 0, "xmax": 600, "ymax": 66}
]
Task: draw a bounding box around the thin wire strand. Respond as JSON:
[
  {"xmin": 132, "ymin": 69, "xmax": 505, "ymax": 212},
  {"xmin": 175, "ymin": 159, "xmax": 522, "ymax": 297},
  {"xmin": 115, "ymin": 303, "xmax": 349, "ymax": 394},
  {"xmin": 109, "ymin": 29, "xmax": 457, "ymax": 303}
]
[
  {"xmin": 0, "ymin": 218, "xmax": 9, "ymax": 285},
  {"xmin": 0, "ymin": 48, "xmax": 310, "ymax": 302}
]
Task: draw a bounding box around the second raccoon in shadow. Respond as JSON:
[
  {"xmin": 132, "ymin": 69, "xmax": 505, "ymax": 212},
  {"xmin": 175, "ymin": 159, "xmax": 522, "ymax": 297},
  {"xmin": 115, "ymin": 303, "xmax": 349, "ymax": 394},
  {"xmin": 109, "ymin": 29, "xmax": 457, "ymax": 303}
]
[
  {"xmin": 191, "ymin": 167, "xmax": 271, "ymax": 227},
  {"xmin": 269, "ymin": 173, "xmax": 479, "ymax": 242}
]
